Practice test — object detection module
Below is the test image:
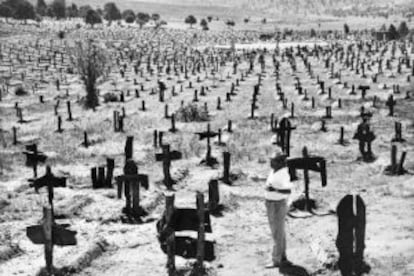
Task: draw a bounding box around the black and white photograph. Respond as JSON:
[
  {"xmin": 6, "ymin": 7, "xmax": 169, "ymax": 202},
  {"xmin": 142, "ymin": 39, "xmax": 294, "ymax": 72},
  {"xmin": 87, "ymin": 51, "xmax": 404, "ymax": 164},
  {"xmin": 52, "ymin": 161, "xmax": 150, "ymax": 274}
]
[{"xmin": 0, "ymin": 0, "xmax": 413, "ymax": 275}]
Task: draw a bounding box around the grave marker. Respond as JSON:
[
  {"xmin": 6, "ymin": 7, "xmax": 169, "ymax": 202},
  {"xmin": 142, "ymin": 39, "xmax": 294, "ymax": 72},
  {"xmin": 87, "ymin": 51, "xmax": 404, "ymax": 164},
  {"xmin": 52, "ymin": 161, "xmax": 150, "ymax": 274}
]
[
  {"xmin": 196, "ymin": 124, "xmax": 219, "ymax": 166},
  {"xmin": 287, "ymin": 147, "xmax": 327, "ymax": 213},
  {"xmin": 116, "ymin": 159, "xmax": 149, "ymax": 222},
  {"xmin": 155, "ymin": 145, "xmax": 182, "ymax": 190},
  {"xmin": 336, "ymin": 195, "xmax": 370, "ymax": 276},
  {"xmin": 29, "ymin": 166, "xmax": 66, "ymax": 206},
  {"xmin": 26, "ymin": 206, "xmax": 77, "ymax": 275}
]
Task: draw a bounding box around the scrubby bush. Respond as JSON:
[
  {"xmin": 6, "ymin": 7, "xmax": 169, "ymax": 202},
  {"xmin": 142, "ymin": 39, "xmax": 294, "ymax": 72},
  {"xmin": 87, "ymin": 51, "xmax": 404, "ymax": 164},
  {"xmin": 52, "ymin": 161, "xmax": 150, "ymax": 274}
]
[
  {"xmin": 15, "ymin": 86, "xmax": 28, "ymax": 96},
  {"xmin": 175, "ymin": 103, "xmax": 209, "ymax": 122},
  {"xmin": 103, "ymin": 92, "xmax": 118, "ymax": 103},
  {"xmin": 68, "ymin": 40, "xmax": 110, "ymax": 108}
]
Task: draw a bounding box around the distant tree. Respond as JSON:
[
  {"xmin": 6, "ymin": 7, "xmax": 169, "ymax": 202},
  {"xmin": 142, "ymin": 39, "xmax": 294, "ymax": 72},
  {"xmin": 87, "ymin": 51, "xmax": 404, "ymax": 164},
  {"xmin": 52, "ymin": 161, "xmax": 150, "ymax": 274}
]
[
  {"xmin": 310, "ymin": 28, "xmax": 317, "ymax": 38},
  {"xmin": 46, "ymin": 6, "xmax": 54, "ymax": 17},
  {"xmin": 152, "ymin": 13, "xmax": 160, "ymax": 22},
  {"xmin": 388, "ymin": 24, "xmax": 399, "ymax": 40},
  {"xmin": 66, "ymin": 3, "xmax": 79, "ymax": 18},
  {"xmin": 103, "ymin": 2, "xmax": 121, "ymax": 22},
  {"xmin": 136, "ymin": 12, "xmax": 150, "ymax": 28},
  {"xmin": 207, "ymin": 16, "xmax": 212, "ymax": 22},
  {"xmin": 226, "ymin": 20, "xmax": 235, "ymax": 28},
  {"xmin": 200, "ymin": 18, "xmax": 208, "ymax": 30},
  {"xmin": 0, "ymin": 4, "xmax": 13, "ymax": 22},
  {"xmin": 398, "ymin": 21, "xmax": 409, "ymax": 38},
  {"xmin": 185, "ymin": 15, "xmax": 197, "ymax": 28},
  {"xmin": 12, "ymin": 0, "xmax": 36, "ymax": 22},
  {"xmin": 36, "ymin": 0, "xmax": 47, "ymax": 16},
  {"xmin": 262, "ymin": 18, "xmax": 267, "ymax": 24},
  {"xmin": 200, "ymin": 18, "xmax": 208, "ymax": 28},
  {"xmin": 51, "ymin": 0, "xmax": 66, "ymax": 19},
  {"xmin": 344, "ymin": 23, "xmax": 350, "ymax": 35},
  {"xmin": 244, "ymin": 18, "xmax": 249, "ymax": 23},
  {"xmin": 68, "ymin": 40, "xmax": 110, "ymax": 109},
  {"xmin": 85, "ymin": 9, "xmax": 102, "ymax": 27},
  {"xmin": 156, "ymin": 20, "xmax": 167, "ymax": 29},
  {"xmin": 79, "ymin": 5, "xmax": 92, "ymax": 18},
  {"xmin": 122, "ymin": 9, "xmax": 135, "ymax": 23}
]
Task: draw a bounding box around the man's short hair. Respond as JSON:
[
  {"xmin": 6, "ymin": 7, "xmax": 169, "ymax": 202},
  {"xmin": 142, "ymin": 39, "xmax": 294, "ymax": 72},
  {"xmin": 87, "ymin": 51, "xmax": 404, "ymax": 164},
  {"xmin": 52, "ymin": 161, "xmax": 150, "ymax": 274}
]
[{"xmin": 270, "ymin": 152, "xmax": 287, "ymax": 164}]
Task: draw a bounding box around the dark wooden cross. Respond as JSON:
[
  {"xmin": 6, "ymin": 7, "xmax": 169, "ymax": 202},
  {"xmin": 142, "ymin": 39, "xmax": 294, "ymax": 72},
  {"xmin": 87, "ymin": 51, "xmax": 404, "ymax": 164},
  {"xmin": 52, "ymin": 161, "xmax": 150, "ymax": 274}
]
[
  {"xmin": 23, "ymin": 144, "xmax": 47, "ymax": 178},
  {"xmin": 155, "ymin": 144, "xmax": 182, "ymax": 190},
  {"xmin": 195, "ymin": 124, "xmax": 219, "ymax": 166},
  {"xmin": 221, "ymin": 152, "xmax": 232, "ymax": 184},
  {"xmin": 287, "ymin": 147, "xmax": 327, "ymax": 212},
  {"xmin": 116, "ymin": 159, "xmax": 149, "ymax": 221},
  {"xmin": 26, "ymin": 206, "xmax": 77, "ymax": 275},
  {"xmin": 273, "ymin": 118, "xmax": 296, "ymax": 156},
  {"xmin": 29, "ymin": 166, "xmax": 66, "ymax": 207},
  {"xmin": 358, "ymin": 85, "xmax": 370, "ymax": 99},
  {"xmin": 386, "ymin": 95, "xmax": 396, "ymax": 116},
  {"xmin": 338, "ymin": 126, "xmax": 349, "ymax": 146},
  {"xmin": 353, "ymin": 118, "xmax": 376, "ymax": 161}
]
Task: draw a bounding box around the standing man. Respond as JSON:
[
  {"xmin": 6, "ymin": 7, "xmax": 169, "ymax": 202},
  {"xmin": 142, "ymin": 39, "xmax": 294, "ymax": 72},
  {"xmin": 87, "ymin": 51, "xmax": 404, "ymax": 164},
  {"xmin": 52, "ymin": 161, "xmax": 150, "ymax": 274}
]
[{"xmin": 265, "ymin": 152, "xmax": 294, "ymax": 268}]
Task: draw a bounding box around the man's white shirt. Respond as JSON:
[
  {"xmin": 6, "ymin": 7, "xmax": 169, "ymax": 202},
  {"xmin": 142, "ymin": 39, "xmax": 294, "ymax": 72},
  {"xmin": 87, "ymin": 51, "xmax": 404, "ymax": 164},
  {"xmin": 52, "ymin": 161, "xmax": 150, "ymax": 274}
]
[{"xmin": 265, "ymin": 167, "xmax": 294, "ymax": 201}]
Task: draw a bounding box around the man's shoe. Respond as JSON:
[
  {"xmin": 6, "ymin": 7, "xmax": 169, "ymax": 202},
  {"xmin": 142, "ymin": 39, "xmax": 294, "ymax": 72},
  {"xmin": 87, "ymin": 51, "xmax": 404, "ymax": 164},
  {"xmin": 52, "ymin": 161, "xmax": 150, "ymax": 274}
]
[{"xmin": 280, "ymin": 258, "xmax": 293, "ymax": 267}]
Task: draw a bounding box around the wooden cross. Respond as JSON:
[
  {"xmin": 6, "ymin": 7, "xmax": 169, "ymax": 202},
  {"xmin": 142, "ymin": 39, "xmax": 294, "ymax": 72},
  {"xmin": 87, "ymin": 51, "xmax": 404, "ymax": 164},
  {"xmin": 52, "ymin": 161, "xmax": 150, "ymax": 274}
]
[
  {"xmin": 116, "ymin": 159, "xmax": 149, "ymax": 220},
  {"xmin": 287, "ymin": 147, "xmax": 327, "ymax": 212},
  {"xmin": 155, "ymin": 144, "xmax": 182, "ymax": 190},
  {"xmin": 29, "ymin": 166, "xmax": 66, "ymax": 207},
  {"xmin": 23, "ymin": 144, "xmax": 47, "ymax": 178},
  {"xmin": 386, "ymin": 95, "xmax": 396, "ymax": 116},
  {"xmin": 353, "ymin": 118, "xmax": 376, "ymax": 161},
  {"xmin": 195, "ymin": 124, "xmax": 219, "ymax": 166},
  {"xmin": 358, "ymin": 85, "xmax": 370, "ymax": 99},
  {"xmin": 273, "ymin": 118, "xmax": 296, "ymax": 156},
  {"xmin": 26, "ymin": 206, "xmax": 77, "ymax": 275}
]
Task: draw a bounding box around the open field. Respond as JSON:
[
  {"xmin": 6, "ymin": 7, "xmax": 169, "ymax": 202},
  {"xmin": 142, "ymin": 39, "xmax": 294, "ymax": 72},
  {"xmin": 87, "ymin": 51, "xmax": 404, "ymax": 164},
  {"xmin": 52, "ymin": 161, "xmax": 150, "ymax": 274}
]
[{"xmin": 0, "ymin": 8, "xmax": 414, "ymax": 276}]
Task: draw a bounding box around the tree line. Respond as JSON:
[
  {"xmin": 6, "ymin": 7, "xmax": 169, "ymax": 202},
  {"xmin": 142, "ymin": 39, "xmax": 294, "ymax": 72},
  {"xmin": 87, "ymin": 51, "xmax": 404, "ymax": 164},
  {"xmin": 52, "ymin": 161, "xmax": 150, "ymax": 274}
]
[
  {"xmin": 0, "ymin": 0, "xmax": 166, "ymax": 28},
  {"xmin": 0, "ymin": 1, "xmax": 234, "ymax": 31}
]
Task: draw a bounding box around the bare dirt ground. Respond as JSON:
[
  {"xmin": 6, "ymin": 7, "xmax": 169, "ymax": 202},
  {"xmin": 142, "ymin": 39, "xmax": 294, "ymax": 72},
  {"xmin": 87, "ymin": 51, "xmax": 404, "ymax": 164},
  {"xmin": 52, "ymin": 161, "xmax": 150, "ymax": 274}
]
[{"xmin": 0, "ymin": 19, "xmax": 414, "ymax": 276}]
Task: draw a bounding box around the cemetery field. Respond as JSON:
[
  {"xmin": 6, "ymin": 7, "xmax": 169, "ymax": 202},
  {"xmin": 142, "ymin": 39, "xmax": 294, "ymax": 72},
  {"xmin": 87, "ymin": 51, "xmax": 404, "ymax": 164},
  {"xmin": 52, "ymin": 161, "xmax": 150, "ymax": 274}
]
[{"xmin": 0, "ymin": 19, "xmax": 414, "ymax": 276}]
